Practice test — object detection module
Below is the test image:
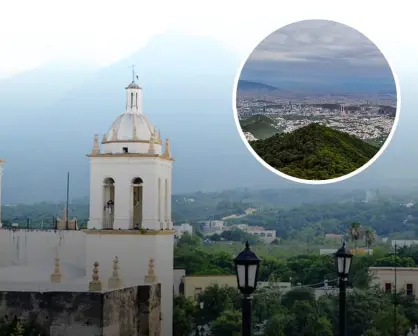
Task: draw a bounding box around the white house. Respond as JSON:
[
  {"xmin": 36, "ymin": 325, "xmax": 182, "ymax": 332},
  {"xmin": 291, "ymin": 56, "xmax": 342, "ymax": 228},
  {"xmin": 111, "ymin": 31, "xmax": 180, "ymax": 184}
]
[{"xmin": 173, "ymin": 223, "xmax": 193, "ymax": 238}]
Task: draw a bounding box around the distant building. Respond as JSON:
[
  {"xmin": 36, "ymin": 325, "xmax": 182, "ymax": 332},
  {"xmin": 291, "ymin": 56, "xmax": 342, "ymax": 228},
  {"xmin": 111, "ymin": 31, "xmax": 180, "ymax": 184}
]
[
  {"xmin": 173, "ymin": 223, "xmax": 193, "ymax": 239},
  {"xmin": 200, "ymin": 220, "xmax": 225, "ymax": 235},
  {"xmin": 225, "ymin": 224, "xmax": 276, "ymax": 243},
  {"xmin": 320, "ymin": 248, "xmax": 373, "ymax": 255},
  {"xmin": 320, "ymin": 249, "xmax": 338, "ymax": 255},
  {"xmin": 257, "ymin": 281, "xmax": 291, "ymax": 291},
  {"xmin": 182, "ymin": 275, "xmax": 237, "ymax": 300},
  {"xmin": 369, "ymin": 267, "xmax": 418, "ymax": 297},
  {"xmin": 325, "ymin": 234, "xmax": 344, "ymax": 241},
  {"xmin": 392, "ymin": 240, "xmax": 418, "ymax": 248}
]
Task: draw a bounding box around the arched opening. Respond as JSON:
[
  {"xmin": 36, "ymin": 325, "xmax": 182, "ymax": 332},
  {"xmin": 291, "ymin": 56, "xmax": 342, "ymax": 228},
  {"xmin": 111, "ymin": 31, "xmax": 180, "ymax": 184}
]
[
  {"xmin": 135, "ymin": 92, "xmax": 138, "ymax": 108},
  {"xmin": 103, "ymin": 178, "xmax": 115, "ymax": 229},
  {"xmin": 164, "ymin": 179, "xmax": 168, "ymax": 224},
  {"xmin": 130, "ymin": 92, "xmax": 134, "ymax": 108},
  {"xmin": 158, "ymin": 178, "xmax": 162, "ymax": 223},
  {"xmin": 132, "ymin": 177, "xmax": 143, "ymax": 229}
]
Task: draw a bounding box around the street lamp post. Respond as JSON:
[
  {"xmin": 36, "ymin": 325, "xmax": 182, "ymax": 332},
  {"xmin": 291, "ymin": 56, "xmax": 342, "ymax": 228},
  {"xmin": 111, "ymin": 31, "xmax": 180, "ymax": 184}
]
[
  {"xmin": 234, "ymin": 241, "xmax": 261, "ymax": 336},
  {"xmin": 334, "ymin": 241, "xmax": 353, "ymax": 336}
]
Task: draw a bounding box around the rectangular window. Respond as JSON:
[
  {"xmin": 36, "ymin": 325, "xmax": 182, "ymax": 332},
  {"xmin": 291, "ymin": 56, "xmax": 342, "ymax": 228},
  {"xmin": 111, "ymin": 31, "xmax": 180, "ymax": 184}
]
[
  {"xmin": 384, "ymin": 283, "xmax": 392, "ymax": 293},
  {"xmin": 407, "ymin": 283, "xmax": 414, "ymax": 296}
]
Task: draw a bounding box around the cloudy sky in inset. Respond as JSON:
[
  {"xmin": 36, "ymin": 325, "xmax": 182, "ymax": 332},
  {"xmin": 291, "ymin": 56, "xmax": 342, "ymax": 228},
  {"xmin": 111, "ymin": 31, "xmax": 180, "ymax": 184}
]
[{"xmin": 241, "ymin": 20, "xmax": 396, "ymax": 92}]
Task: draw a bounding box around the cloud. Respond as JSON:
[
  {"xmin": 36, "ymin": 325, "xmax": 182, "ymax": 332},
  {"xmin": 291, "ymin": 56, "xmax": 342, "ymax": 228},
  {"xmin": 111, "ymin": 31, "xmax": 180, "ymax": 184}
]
[{"xmin": 242, "ymin": 19, "xmax": 395, "ymax": 89}]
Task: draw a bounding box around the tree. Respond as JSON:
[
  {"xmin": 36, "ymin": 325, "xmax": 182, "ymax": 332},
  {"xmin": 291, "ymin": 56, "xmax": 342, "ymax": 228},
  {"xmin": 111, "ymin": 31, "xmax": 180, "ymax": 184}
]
[
  {"xmin": 198, "ymin": 284, "xmax": 241, "ymax": 324},
  {"xmin": 369, "ymin": 307, "xmax": 410, "ymax": 336},
  {"xmin": 211, "ymin": 310, "xmax": 241, "ymax": 336},
  {"xmin": 10, "ymin": 322, "xmax": 25, "ymax": 336},
  {"xmin": 173, "ymin": 295, "xmax": 196, "ymax": 336},
  {"xmin": 210, "ymin": 233, "xmax": 221, "ymax": 241},
  {"xmin": 348, "ymin": 222, "xmax": 362, "ymax": 249},
  {"xmin": 264, "ymin": 313, "xmax": 290, "ymax": 336},
  {"xmin": 364, "ymin": 228, "xmax": 376, "ymax": 253},
  {"xmin": 281, "ymin": 287, "xmax": 316, "ymax": 310},
  {"xmin": 177, "ymin": 232, "xmax": 201, "ymax": 247},
  {"xmin": 252, "ymin": 289, "xmax": 283, "ymax": 323}
]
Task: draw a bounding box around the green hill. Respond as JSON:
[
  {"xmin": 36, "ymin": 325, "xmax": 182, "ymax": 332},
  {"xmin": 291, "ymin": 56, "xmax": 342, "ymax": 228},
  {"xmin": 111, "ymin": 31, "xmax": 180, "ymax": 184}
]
[
  {"xmin": 250, "ymin": 123, "xmax": 380, "ymax": 180},
  {"xmin": 240, "ymin": 114, "xmax": 280, "ymax": 139}
]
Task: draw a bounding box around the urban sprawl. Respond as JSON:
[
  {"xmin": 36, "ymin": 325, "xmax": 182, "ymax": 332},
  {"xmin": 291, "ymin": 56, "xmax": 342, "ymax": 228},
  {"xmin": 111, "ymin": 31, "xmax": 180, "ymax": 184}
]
[{"xmin": 238, "ymin": 94, "xmax": 396, "ymax": 142}]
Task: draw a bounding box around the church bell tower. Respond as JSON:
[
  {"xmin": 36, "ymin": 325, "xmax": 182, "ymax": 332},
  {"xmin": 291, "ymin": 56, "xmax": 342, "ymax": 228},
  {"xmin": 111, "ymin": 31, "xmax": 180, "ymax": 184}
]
[{"xmin": 86, "ymin": 72, "xmax": 173, "ymax": 231}]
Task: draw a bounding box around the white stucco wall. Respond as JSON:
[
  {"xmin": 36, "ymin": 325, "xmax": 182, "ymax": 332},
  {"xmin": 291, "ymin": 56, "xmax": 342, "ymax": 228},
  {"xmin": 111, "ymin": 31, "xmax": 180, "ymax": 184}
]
[
  {"xmin": 0, "ymin": 162, "xmax": 3, "ymax": 227},
  {"xmin": 0, "ymin": 230, "xmax": 86, "ymax": 269},
  {"xmin": 0, "ymin": 230, "xmax": 174, "ymax": 336}
]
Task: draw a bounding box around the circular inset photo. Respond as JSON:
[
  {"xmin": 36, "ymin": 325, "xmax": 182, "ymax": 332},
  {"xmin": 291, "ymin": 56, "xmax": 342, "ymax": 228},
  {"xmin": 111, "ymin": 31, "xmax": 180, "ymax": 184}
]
[{"xmin": 233, "ymin": 19, "xmax": 400, "ymax": 184}]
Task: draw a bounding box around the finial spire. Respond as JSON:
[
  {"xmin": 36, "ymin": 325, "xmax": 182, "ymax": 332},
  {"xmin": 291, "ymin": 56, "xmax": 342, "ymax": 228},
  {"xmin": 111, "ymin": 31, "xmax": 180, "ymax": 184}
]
[
  {"xmin": 144, "ymin": 257, "xmax": 157, "ymax": 283},
  {"xmin": 89, "ymin": 261, "xmax": 103, "ymax": 291},
  {"xmin": 92, "ymin": 134, "xmax": 100, "ymax": 155},
  {"xmin": 161, "ymin": 139, "xmax": 172, "ymax": 159},
  {"xmin": 50, "ymin": 257, "xmax": 62, "ymax": 283},
  {"xmin": 130, "ymin": 64, "xmax": 137, "ymax": 82},
  {"xmin": 108, "ymin": 256, "xmax": 123, "ymax": 288}
]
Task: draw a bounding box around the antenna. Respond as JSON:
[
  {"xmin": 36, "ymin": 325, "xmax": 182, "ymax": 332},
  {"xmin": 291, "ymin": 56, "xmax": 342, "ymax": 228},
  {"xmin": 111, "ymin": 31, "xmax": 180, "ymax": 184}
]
[
  {"xmin": 66, "ymin": 172, "xmax": 70, "ymax": 230},
  {"xmin": 129, "ymin": 64, "xmax": 136, "ymax": 82}
]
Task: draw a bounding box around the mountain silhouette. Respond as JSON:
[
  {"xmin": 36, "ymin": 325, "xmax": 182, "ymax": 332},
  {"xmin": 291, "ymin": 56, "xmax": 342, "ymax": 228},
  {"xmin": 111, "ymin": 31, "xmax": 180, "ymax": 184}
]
[
  {"xmin": 237, "ymin": 80, "xmax": 280, "ymax": 92},
  {"xmin": 0, "ymin": 34, "xmax": 416, "ymax": 203},
  {"xmin": 250, "ymin": 123, "xmax": 380, "ymax": 180}
]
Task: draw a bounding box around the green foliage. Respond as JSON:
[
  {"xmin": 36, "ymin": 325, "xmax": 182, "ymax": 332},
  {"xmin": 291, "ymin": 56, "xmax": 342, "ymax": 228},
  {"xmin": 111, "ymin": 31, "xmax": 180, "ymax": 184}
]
[
  {"xmin": 220, "ymin": 228, "xmax": 259, "ymax": 245},
  {"xmin": 198, "ymin": 284, "xmax": 241, "ymax": 324},
  {"xmin": 173, "ymin": 295, "xmax": 197, "ymax": 336},
  {"xmin": 211, "ymin": 310, "xmax": 241, "ymax": 336},
  {"xmin": 240, "ymin": 114, "xmax": 280, "ymax": 139},
  {"xmin": 250, "ymin": 123, "xmax": 379, "ymax": 180}
]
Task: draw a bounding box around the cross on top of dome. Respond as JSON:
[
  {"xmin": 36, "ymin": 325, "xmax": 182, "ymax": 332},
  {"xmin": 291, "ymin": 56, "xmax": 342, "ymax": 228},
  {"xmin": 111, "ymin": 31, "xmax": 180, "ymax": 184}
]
[{"xmin": 126, "ymin": 64, "xmax": 141, "ymax": 89}]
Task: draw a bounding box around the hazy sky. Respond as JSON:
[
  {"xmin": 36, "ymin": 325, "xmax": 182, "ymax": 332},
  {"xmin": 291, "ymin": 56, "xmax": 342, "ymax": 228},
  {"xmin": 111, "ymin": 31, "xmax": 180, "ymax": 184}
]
[
  {"xmin": 0, "ymin": 1, "xmax": 417, "ymax": 79},
  {"xmin": 241, "ymin": 20, "xmax": 395, "ymax": 89}
]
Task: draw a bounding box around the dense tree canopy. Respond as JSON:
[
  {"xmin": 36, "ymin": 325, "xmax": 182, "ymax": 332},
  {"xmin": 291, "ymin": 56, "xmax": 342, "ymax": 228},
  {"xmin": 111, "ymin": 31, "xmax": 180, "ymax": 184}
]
[
  {"xmin": 250, "ymin": 123, "xmax": 379, "ymax": 180},
  {"xmin": 173, "ymin": 237, "xmax": 418, "ymax": 336}
]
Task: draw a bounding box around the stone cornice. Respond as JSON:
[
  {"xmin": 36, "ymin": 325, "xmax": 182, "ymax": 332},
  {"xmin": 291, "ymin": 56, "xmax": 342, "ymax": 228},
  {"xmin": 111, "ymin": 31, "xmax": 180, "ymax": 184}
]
[
  {"xmin": 102, "ymin": 139, "xmax": 162, "ymax": 145},
  {"xmin": 82, "ymin": 229, "xmax": 175, "ymax": 235},
  {"xmin": 86, "ymin": 153, "xmax": 174, "ymax": 161}
]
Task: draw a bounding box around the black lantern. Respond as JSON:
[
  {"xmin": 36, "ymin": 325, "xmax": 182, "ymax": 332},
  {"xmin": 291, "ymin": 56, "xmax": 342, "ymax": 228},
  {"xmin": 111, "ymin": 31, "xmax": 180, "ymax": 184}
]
[
  {"xmin": 334, "ymin": 241, "xmax": 353, "ymax": 278},
  {"xmin": 234, "ymin": 241, "xmax": 261, "ymax": 295}
]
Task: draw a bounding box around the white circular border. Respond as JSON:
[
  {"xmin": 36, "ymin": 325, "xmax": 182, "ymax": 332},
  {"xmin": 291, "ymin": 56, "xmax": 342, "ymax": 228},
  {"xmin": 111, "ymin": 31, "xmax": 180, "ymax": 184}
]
[{"xmin": 232, "ymin": 19, "xmax": 401, "ymax": 185}]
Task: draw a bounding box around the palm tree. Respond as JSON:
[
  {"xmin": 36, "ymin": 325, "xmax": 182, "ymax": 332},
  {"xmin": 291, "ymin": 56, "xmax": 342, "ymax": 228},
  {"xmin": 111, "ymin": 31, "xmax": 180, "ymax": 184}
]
[
  {"xmin": 364, "ymin": 228, "xmax": 376, "ymax": 254},
  {"xmin": 348, "ymin": 222, "xmax": 362, "ymax": 249}
]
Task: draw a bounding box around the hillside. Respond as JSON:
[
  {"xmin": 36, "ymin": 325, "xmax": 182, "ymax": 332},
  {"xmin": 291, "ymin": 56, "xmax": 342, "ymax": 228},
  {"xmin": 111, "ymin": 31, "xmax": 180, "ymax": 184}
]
[
  {"xmin": 250, "ymin": 123, "xmax": 380, "ymax": 180},
  {"xmin": 237, "ymin": 80, "xmax": 279, "ymax": 92},
  {"xmin": 240, "ymin": 114, "xmax": 280, "ymax": 139}
]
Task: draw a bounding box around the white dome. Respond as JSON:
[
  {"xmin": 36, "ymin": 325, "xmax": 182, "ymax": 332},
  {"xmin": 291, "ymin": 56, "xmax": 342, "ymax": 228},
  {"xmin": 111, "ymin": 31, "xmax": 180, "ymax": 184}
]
[{"xmin": 105, "ymin": 112, "xmax": 155, "ymax": 142}]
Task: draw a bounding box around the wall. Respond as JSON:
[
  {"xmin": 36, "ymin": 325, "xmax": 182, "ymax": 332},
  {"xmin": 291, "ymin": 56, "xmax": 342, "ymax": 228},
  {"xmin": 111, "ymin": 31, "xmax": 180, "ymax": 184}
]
[
  {"xmin": 85, "ymin": 231, "xmax": 173, "ymax": 336},
  {"xmin": 370, "ymin": 267, "xmax": 418, "ymax": 297},
  {"xmin": 183, "ymin": 275, "xmax": 237, "ymax": 300},
  {"xmin": 0, "ymin": 230, "xmax": 173, "ymax": 335},
  {"xmin": 0, "ymin": 230, "xmax": 86, "ymax": 269},
  {"xmin": 173, "ymin": 269, "xmax": 186, "ymax": 295},
  {"xmin": 0, "ymin": 162, "xmax": 3, "ymax": 227},
  {"xmin": 0, "ymin": 284, "xmax": 161, "ymax": 336}
]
